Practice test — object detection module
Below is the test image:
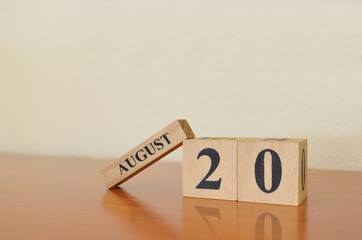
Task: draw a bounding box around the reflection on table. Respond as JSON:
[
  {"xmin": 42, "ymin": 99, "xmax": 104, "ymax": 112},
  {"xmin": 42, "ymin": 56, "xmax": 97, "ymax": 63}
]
[{"xmin": 183, "ymin": 197, "xmax": 307, "ymax": 240}]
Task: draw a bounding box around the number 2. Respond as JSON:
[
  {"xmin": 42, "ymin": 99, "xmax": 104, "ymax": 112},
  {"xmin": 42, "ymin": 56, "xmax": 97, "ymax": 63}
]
[{"xmin": 196, "ymin": 148, "xmax": 222, "ymax": 190}]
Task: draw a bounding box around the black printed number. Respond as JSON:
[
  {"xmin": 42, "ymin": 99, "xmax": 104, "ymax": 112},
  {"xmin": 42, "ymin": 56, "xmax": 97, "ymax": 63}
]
[
  {"xmin": 255, "ymin": 149, "xmax": 282, "ymax": 193},
  {"xmin": 301, "ymin": 149, "xmax": 306, "ymax": 190},
  {"xmin": 196, "ymin": 148, "xmax": 222, "ymax": 190}
]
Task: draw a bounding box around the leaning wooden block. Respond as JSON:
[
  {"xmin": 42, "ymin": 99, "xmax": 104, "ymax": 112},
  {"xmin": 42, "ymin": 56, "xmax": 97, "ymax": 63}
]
[
  {"xmin": 100, "ymin": 119, "xmax": 195, "ymax": 188},
  {"xmin": 183, "ymin": 138, "xmax": 238, "ymax": 201},
  {"xmin": 237, "ymin": 138, "xmax": 308, "ymax": 205}
]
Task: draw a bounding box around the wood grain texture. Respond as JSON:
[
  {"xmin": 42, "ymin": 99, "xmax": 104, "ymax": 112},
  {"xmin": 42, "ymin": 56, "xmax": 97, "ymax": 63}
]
[
  {"xmin": 238, "ymin": 138, "xmax": 308, "ymax": 205},
  {"xmin": 183, "ymin": 138, "xmax": 238, "ymax": 200},
  {"xmin": 100, "ymin": 119, "xmax": 194, "ymax": 188},
  {"xmin": 0, "ymin": 154, "xmax": 361, "ymax": 240}
]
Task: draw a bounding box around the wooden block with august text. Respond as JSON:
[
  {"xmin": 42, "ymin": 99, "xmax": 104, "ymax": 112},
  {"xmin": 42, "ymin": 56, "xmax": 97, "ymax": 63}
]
[
  {"xmin": 237, "ymin": 138, "xmax": 308, "ymax": 205},
  {"xmin": 183, "ymin": 138, "xmax": 238, "ymax": 201},
  {"xmin": 100, "ymin": 119, "xmax": 195, "ymax": 188}
]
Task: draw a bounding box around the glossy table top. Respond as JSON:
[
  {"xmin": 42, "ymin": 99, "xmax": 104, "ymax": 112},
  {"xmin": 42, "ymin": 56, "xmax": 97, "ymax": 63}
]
[{"xmin": 0, "ymin": 154, "xmax": 361, "ymax": 239}]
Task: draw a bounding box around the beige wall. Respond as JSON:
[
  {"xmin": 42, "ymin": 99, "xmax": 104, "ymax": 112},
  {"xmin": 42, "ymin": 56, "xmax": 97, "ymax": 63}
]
[{"xmin": 1, "ymin": 1, "xmax": 361, "ymax": 170}]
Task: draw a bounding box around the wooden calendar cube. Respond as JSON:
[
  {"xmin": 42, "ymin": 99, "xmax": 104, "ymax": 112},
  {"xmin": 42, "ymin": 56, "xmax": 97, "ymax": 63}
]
[
  {"xmin": 237, "ymin": 138, "xmax": 308, "ymax": 205},
  {"xmin": 183, "ymin": 138, "xmax": 238, "ymax": 201}
]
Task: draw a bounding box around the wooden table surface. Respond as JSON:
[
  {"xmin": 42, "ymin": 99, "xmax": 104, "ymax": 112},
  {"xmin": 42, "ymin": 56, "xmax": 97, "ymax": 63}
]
[{"xmin": 0, "ymin": 154, "xmax": 361, "ymax": 240}]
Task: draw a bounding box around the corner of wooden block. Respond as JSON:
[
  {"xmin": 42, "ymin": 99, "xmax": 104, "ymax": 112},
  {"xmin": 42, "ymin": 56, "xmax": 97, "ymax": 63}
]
[
  {"xmin": 177, "ymin": 119, "xmax": 195, "ymax": 139},
  {"xmin": 99, "ymin": 169, "xmax": 114, "ymax": 189},
  {"xmin": 298, "ymin": 194, "xmax": 307, "ymax": 205}
]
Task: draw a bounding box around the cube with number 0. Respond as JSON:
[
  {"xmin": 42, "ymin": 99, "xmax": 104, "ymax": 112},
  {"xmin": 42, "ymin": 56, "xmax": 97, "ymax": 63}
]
[
  {"xmin": 237, "ymin": 138, "xmax": 308, "ymax": 206},
  {"xmin": 183, "ymin": 138, "xmax": 238, "ymax": 201}
]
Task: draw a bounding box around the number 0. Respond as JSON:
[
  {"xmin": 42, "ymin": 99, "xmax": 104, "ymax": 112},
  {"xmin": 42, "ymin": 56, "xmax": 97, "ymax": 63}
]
[
  {"xmin": 254, "ymin": 149, "xmax": 282, "ymax": 193},
  {"xmin": 301, "ymin": 149, "xmax": 306, "ymax": 190}
]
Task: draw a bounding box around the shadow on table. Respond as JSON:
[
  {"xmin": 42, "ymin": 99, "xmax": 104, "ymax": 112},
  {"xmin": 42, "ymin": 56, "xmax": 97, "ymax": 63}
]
[
  {"xmin": 182, "ymin": 197, "xmax": 308, "ymax": 240},
  {"xmin": 102, "ymin": 188, "xmax": 181, "ymax": 239}
]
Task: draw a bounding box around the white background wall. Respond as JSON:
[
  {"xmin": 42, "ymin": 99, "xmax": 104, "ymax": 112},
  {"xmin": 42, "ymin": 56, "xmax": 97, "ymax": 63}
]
[{"xmin": 1, "ymin": 0, "xmax": 361, "ymax": 170}]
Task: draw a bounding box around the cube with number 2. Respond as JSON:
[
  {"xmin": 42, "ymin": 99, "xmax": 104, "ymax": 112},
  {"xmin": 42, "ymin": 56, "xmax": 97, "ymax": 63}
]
[{"xmin": 183, "ymin": 138, "xmax": 238, "ymax": 201}]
